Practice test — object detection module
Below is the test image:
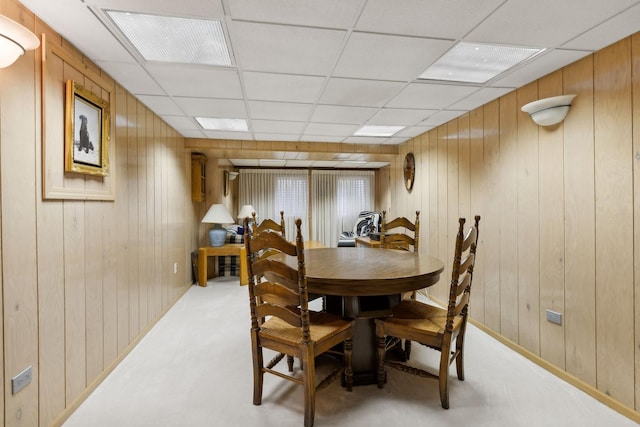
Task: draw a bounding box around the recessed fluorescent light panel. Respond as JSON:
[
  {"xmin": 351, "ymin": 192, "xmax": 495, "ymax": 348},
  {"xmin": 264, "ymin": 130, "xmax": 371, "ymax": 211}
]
[
  {"xmin": 419, "ymin": 42, "xmax": 544, "ymax": 84},
  {"xmin": 354, "ymin": 125, "xmax": 405, "ymax": 137},
  {"xmin": 106, "ymin": 11, "xmax": 232, "ymax": 66},
  {"xmin": 196, "ymin": 117, "xmax": 248, "ymax": 131}
]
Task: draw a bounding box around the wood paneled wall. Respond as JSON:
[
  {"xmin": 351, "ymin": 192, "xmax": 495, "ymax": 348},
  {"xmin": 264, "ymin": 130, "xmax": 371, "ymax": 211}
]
[
  {"xmin": 387, "ymin": 33, "xmax": 640, "ymax": 414},
  {"xmin": 0, "ymin": 1, "xmax": 197, "ymax": 426}
]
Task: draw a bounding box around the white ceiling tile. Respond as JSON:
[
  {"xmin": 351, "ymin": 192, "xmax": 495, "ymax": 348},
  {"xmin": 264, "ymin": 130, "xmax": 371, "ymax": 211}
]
[
  {"xmin": 160, "ymin": 115, "xmax": 199, "ymax": 130},
  {"xmin": 300, "ymin": 135, "xmax": 345, "ymax": 143},
  {"xmin": 96, "ymin": 61, "xmax": 165, "ymax": 95},
  {"xmin": 228, "ymin": 0, "xmax": 365, "ymax": 28},
  {"xmin": 136, "ymin": 95, "xmax": 184, "ymax": 115},
  {"xmin": 367, "ymin": 108, "xmax": 437, "ymax": 126},
  {"xmin": 311, "ymin": 160, "xmax": 341, "ymax": 167},
  {"xmin": 86, "ymin": 0, "xmax": 225, "ymax": 17},
  {"xmin": 304, "ymin": 123, "xmax": 359, "ymax": 137},
  {"xmin": 231, "ymin": 21, "xmax": 346, "ymax": 75},
  {"xmin": 493, "ymin": 49, "xmax": 591, "ymax": 88},
  {"xmin": 420, "ymin": 110, "xmax": 467, "ymax": 127},
  {"xmin": 448, "ymin": 87, "xmax": 515, "ymax": 111},
  {"xmin": 259, "ymin": 159, "xmax": 287, "ymax": 167},
  {"xmin": 387, "ymin": 83, "xmax": 479, "ymax": 109},
  {"xmin": 178, "ymin": 129, "xmax": 207, "ymax": 138},
  {"xmin": 146, "ymin": 65, "xmax": 243, "ymax": 98},
  {"xmin": 384, "ymin": 137, "xmax": 411, "ymax": 145},
  {"xmin": 203, "ymin": 130, "xmax": 253, "ymax": 139},
  {"xmin": 230, "ymin": 159, "xmax": 259, "ymax": 167},
  {"xmin": 253, "ymin": 133, "xmax": 301, "ymax": 141},
  {"xmin": 174, "ymin": 98, "xmax": 247, "ymax": 117},
  {"xmin": 320, "ymin": 78, "xmax": 405, "ymax": 107},
  {"xmin": 356, "ymin": 0, "xmax": 504, "ymax": 39},
  {"xmin": 244, "ymin": 72, "xmax": 325, "ymax": 103},
  {"xmin": 310, "ymin": 105, "xmax": 378, "ymax": 124},
  {"xmin": 283, "ymin": 160, "xmax": 314, "ymax": 167},
  {"xmin": 250, "ymin": 120, "xmax": 306, "ymax": 134},
  {"xmin": 562, "ymin": 2, "xmax": 640, "ymax": 51},
  {"xmin": 467, "ymin": 0, "xmax": 639, "ymax": 47},
  {"xmin": 396, "ymin": 126, "xmax": 434, "ymax": 138},
  {"xmin": 333, "ymin": 32, "xmax": 453, "ymax": 81},
  {"xmin": 247, "ymin": 101, "xmax": 313, "ymax": 121},
  {"xmin": 343, "ymin": 136, "xmax": 388, "ymax": 144}
]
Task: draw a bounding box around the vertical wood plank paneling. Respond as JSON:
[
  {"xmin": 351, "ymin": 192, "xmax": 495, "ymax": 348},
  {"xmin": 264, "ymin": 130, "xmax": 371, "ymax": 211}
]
[
  {"xmin": 499, "ymin": 91, "xmax": 519, "ymax": 342},
  {"xmin": 146, "ymin": 109, "xmax": 157, "ymax": 321},
  {"xmin": 633, "ymin": 32, "xmax": 640, "ymax": 409},
  {"xmin": 428, "ymin": 130, "xmax": 438, "ymax": 263},
  {"xmin": 1, "ymin": 3, "xmax": 39, "ymax": 423},
  {"xmin": 483, "ymin": 100, "xmax": 501, "ymax": 331},
  {"xmin": 35, "ymin": 22, "xmax": 66, "ymax": 427},
  {"xmin": 137, "ymin": 102, "xmax": 149, "ymax": 328},
  {"xmin": 84, "ymin": 201, "xmax": 104, "ymax": 383},
  {"xmin": 594, "ymin": 38, "xmax": 634, "ymax": 406},
  {"xmin": 417, "ymin": 133, "xmax": 429, "ymax": 252},
  {"xmin": 115, "ymin": 84, "xmax": 130, "ymax": 353},
  {"xmin": 468, "ymin": 109, "xmax": 485, "ymax": 322},
  {"xmin": 102, "ymin": 196, "xmax": 117, "ymax": 365},
  {"xmin": 447, "ymin": 121, "xmax": 460, "ymax": 281},
  {"xmin": 563, "ymin": 56, "xmax": 596, "ymax": 386},
  {"xmin": 128, "ymin": 95, "xmax": 140, "ymax": 339},
  {"xmin": 538, "ymin": 70, "xmax": 566, "ymax": 369},
  {"xmin": 458, "ymin": 114, "xmax": 471, "ymax": 223},
  {"xmin": 516, "ymin": 83, "xmax": 541, "ymax": 355},
  {"xmin": 153, "ymin": 116, "xmax": 163, "ymax": 313},
  {"xmin": 64, "ymin": 201, "xmax": 86, "ymax": 403},
  {"xmin": 436, "ymin": 126, "xmax": 449, "ymax": 300}
]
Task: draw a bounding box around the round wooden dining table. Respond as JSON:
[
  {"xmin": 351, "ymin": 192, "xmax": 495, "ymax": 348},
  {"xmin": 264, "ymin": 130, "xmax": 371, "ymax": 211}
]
[{"xmin": 272, "ymin": 247, "xmax": 445, "ymax": 385}]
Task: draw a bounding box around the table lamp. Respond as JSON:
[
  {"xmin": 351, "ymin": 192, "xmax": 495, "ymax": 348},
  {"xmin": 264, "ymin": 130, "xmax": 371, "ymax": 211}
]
[
  {"xmin": 237, "ymin": 204, "xmax": 256, "ymax": 224},
  {"xmin": 202, "ymin": 204, "xmax": 234, "ymax": 246}
]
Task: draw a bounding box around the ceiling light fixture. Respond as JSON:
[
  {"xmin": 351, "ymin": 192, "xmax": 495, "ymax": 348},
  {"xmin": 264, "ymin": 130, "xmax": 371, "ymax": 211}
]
[
  {"xmin": 196, "ymin": 117, "xmax": 248, "ymax": 132},
  {"xmin": 106, "ymin": 11, "xmax": 232, "ymax": 66},
  {"xmin": 419, "ymin": 41, "xmax": 544, "ymax": 84},
  {"xmin": 521, "ymin": 94, "xmax": 576, "ymax": 126},
  {"xmin": 354, "ymin": 125, "xmax": 405, "ymax": 137},
  {"xmin": 0, "ymin": 14, "xmax": 40, "ymax": 68}
]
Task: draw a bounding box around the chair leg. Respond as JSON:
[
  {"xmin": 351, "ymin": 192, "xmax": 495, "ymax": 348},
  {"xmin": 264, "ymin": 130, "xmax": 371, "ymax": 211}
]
[
  {"xmin": 375, "ymin": 321, "xmax": 386, "ymax": 388},
  {"xmin": 287, "ymin": 355, "xmax": 294, "ymax": 372},
  {"xmin": 344, "ymin": 337, "xmax": 353, "ymax": 391},
  {"xmin": 251, "ymin": 334, "xmax": 264, "ymax": 405},
  {"xmin": 438, "ymin": 341, "xmax": 451, "ymax": 409},
  {"xmin": 301, "ymin": 346, "xmax": 316, "ymax": 427},
  {"xmin": 455, "ymin": 333, "xmax": 465, "ymax": 381},
  {"xmin": 404, "ymin": 339, "xmax": 412, "ymax": 360}
]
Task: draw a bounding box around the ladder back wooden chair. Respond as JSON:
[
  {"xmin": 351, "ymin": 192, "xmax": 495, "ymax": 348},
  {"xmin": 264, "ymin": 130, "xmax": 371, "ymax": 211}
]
[
  {"xmin": 252, "ymin": 210, "xmax": 286, "ymax": 238},
  {"xmin": 380, "ymin": 210, "xmax": 420, "ymax": 252},
  {"xmin": 243, "ymin": 218, "xmax": 354, "ymax": 427},
  {"xmin": 374, "ymin": 215, "xmax": 480, "ymax": 409}
]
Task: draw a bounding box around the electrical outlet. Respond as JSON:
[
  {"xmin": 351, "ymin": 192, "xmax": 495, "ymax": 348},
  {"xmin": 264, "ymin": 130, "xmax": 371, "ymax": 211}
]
[
  {"xmin": 546, "ymin": 309, "xmax": 562, "ymax": 325},
  {"xmin": 11, "ymin": 366, "xmax": 32, "ymax": 395},
  {"xmin": 173, "ymin": 262, "xmax": 177, "ymax": 274}
]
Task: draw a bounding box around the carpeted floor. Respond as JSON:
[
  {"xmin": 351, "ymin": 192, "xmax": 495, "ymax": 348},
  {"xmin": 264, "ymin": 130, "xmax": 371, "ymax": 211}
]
[{"xmin": 62, "ymin": 277, "xmax": 638, "ymax": 427}]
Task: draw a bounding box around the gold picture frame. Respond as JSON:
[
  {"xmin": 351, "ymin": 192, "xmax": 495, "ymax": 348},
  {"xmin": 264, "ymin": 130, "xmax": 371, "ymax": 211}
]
[{"xmin": 64, "ymin": 80, "xmax": 110, "ymax": 176}]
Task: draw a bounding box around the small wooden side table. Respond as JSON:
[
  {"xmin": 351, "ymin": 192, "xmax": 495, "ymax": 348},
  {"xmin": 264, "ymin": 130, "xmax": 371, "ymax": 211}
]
[{"xmin": 198, "ymin": 244, "xmax": 247, "ymax": 286}]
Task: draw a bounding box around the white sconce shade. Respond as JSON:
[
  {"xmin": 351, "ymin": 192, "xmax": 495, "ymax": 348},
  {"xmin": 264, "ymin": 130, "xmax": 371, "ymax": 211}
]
[
  {"xmin": 228, "ymin": 171, "xmax": 239, "ymax": 180},
  {"xmin": 521, "ymin": 94, "xmax": 576, "ymax": 126},
  {"xmin": 0, "ymin": 14, "xmax": 40, "ymax": 68}
]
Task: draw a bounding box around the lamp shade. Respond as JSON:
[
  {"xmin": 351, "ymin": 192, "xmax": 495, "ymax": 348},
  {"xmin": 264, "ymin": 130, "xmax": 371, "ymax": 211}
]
[
  {"xmin": 0, "ymin": 14, "xmax": 40, "ymax": 68},
  {"xmin": 521, "ymin": 94, "xmax": 576, "ymax": 126},
  {"xmin": 202, "ymin": 204, "xmax": 234, "ymax": 246},
  {"xmin": 237, "ymin": 204, "xmax": 255, "ymax": 223}
]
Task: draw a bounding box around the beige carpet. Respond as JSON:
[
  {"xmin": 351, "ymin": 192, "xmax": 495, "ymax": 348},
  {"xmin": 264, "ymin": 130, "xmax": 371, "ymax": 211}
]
[{"xmin": 62, "ymin": 277, "xmax": 638, "ymax": 427}]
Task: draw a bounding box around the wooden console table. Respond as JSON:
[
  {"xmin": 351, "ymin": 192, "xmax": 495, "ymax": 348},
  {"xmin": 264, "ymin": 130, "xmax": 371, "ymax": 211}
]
[{"xmin": 198, "ymin": 244, "xmax": 247, "ymax": 286}]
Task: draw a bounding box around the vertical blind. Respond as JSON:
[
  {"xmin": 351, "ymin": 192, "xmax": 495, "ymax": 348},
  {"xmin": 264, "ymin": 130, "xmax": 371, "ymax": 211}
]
[{"xmin": 239, "ymin": 169, "xmax": 374, "ymax": 246}]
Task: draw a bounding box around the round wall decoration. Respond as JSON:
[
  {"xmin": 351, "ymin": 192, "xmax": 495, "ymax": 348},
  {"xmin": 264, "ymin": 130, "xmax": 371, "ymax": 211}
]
[{"xmin": 403, "ymin": 152, "xmax": 415, "ymax": 192}]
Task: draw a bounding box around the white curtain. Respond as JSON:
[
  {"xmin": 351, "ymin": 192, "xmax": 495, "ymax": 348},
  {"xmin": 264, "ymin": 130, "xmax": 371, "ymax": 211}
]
[
  {"xmin": 311, "ymin": 170, "xmax": 374, "ymax": 247},
  {"xmin": 239, "ymin": 169, "xmax": 309, "ymax": 239}
]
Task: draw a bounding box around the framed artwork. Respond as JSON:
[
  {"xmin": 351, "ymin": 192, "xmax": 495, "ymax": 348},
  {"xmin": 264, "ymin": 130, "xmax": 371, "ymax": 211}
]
[
  {"xmin": 403, "ymin": 152, "xmax": 415, "ymax": 192},
  {"xmin": 64, "ymin": 80, "xmax": 110, "ymax": 176}
]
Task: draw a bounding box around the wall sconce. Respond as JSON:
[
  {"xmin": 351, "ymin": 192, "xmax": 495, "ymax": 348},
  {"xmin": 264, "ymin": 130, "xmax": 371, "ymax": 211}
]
[
  {"xmin": 0, "ymin": 14, "xmax": 40, "ymax": 68},
  {"xmin": 223, "ymin": 170, "xmax": 239, "ymax": 197},
  {"xmin": 521, "ymin": 94, "xmax": 576, "ymax": 126}
]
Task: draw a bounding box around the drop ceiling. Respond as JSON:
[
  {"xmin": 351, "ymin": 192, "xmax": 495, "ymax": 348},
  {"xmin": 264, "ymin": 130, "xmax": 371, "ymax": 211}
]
[{"xmin": 20, "ymin": 0, "xmax": 640, "ymax": 168}]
